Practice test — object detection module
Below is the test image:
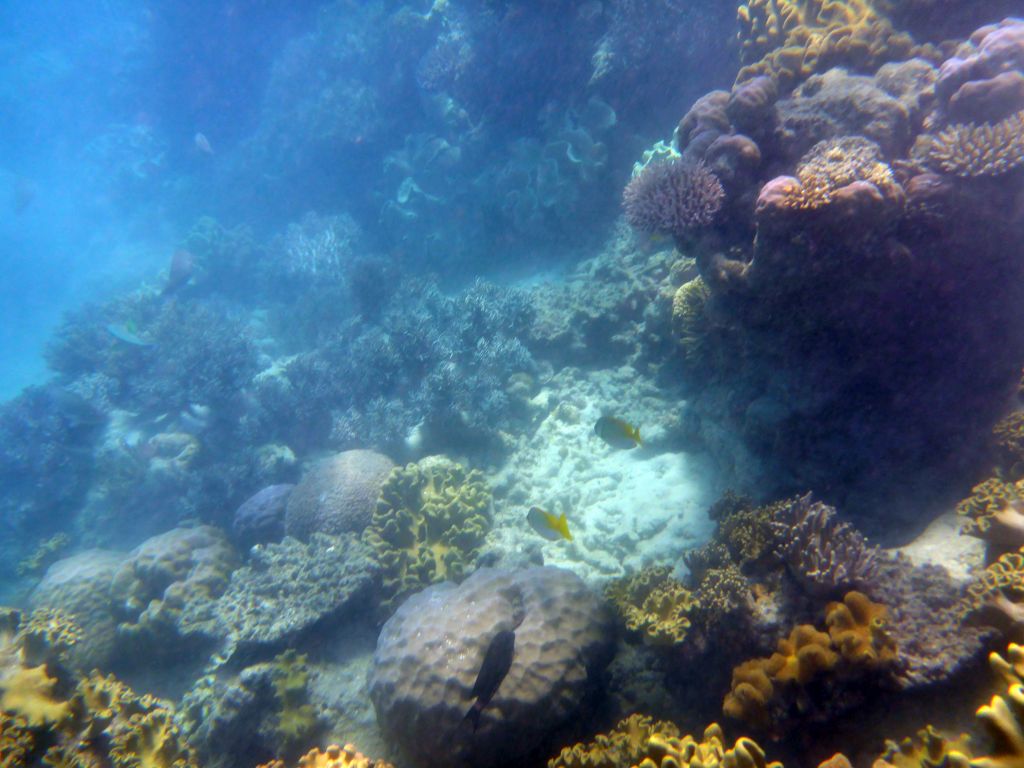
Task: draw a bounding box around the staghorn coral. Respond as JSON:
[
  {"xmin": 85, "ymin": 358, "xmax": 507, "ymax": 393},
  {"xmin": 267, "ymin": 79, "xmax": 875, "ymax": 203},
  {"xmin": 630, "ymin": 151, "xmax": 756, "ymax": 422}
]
[
  {"xmin": 256, "ymin": 743, "xmax": 395, "ymax": 768},
  {"xmin": 926, "ymin": 110, "xmax": 1024, "ymax": 177},
  {"xmin": 824, "ymin": 591, "xmax": 897, "ymax": 667},
  {"xmin": 547, "ymin": 713, "xmax": 680, "ymax": 768},
  {"xmin": 362, "ymin": 457, "xmax": 491, "ymax": 617},
  {"xmin": 623, "ymin": 161, "xmax": 725, "ymax": 239},
  {"xmin": 957, "ymin": 478, "xmax": 1024, "ymax": 561},
  {"xmin": 605, "ymin": 567, "xmax": 695, "ymax": 647},
  {"xmin": 735, "ymin": 0, "xmax": 919, "ymax": 89},
  {"xmin": 770, "ymin": 494, "xmax": 879, "ymax": 597}
]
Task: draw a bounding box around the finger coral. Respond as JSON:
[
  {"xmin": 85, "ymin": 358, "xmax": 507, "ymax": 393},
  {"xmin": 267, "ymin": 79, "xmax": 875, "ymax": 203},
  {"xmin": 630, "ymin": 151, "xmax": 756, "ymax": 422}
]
[
  {"xmin": 623, "ymin": 161, "xmax": 725, "ymax": 239},
  {"xmin": 925, "ymin": 110, "xmax": 1024, "ymax": 177},
  {"xmin": 605, "ymin": 567, "xmax": 695, "ymax": 646},
  {"xmin": 362, "ymin": 457, "xmax": 491, "ymax": 617}
]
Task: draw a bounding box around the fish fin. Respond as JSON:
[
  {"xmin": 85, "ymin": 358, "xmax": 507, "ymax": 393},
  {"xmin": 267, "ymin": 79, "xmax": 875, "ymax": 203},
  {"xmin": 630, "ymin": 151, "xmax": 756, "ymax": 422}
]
[
  {"xmin": 558, "ymin": 513, "xmax": 573, "ymax": 541},
  {"xmin": 634, "ymin": 426, "xmax": 642, "ymax": 445},
  {"xmin": 464, "ymin": 701, "xmax": 482, "ymax": 732}
]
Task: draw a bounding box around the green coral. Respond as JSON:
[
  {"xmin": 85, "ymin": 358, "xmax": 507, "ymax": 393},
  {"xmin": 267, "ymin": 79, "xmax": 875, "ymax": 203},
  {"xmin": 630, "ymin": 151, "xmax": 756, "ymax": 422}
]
[
  {"xmin": 362, "ymin": 457, "xmax": 492, "ymax": 617},
  {"xmin": 606, "ymin": 566, "xmax": 695, "ymax": 646}
]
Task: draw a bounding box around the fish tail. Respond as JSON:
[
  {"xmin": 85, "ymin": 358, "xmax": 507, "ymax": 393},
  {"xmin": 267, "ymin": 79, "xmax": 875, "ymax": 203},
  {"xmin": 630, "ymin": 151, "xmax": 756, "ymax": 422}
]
[
  {"xmin": 465, "ymin": 702, "xmax": 482, "ymax": 732},
  {"xmin": 558, "ymin": 513, "xmax": 573, "ymax": 541}
]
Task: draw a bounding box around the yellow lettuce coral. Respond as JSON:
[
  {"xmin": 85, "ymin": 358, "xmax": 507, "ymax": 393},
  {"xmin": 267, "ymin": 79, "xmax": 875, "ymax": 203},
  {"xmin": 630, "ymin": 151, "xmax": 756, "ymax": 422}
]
[
  {"xmin": 876, "ymin": 725, "xmax": 973, "ymax": 768},
  {"xmin": 0, "ymin": 665, "xmax": 74, "ymax": 728},
  {"xmin": 257, "ymin": 743, "xmax": 395, "ymax": 768},
  {"xmin": 957, "ymin": 478, "xmax": 1024, "ymax": 561},
  {"xmin": 961, "ymin": 550, "xmax": 1024, "ymax": 629},
  {"xmin": 18, "ymin": 609, "xmax": 83, "ymax": 667},
  {"xmin": 606, "ymin": 567, "xmax": 695, "ymax": 646},
  {"xmin": 107, "ymin": 708, "xmax": 196, "ymax": 768},
  {"xmin": 363, "ymin": 457, "xmax": 491, "ymax": 616},
  {"xmin": 548, "ymin": 714, "xmax": 681, "ymax": 768},
  {"xmin": 637, "ymin": 723, "xmax": 782, "ymax": 768},
  {"xmin": 927, "ymin": 111, "xmax": 1024, "ymax": 178},
  {"xmin": 735, "ymin": 0, "xmax": 918, "ymax": 88}
]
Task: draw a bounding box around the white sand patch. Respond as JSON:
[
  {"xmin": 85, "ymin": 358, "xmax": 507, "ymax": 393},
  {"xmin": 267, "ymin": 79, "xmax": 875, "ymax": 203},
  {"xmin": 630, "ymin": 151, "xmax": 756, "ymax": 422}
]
[{"xmin": 487, "ymin": 366, "xmax": 717, "ymax": 586}]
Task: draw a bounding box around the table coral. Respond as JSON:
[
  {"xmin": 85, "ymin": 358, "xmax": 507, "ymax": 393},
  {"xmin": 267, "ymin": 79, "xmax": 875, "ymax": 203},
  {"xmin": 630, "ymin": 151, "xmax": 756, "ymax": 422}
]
[
  {"xmin": 925, "ymin": 110, "xmax": 1024, "ymax": 177},
  {"xmin": 363, "ymin": 457, "xmax": 491, "ymax": 617},
  {"xmin": 605, "ymin": 567, "xmax": 695, "ymax": 647}
]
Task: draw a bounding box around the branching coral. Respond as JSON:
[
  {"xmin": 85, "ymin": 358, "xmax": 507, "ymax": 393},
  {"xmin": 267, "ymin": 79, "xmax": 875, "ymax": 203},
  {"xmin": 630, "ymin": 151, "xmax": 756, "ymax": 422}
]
[
  {"xmin": 362, "ymin": 458, "xmax": 491, "ymax": 617},
  {"xmin": 770, "ymin": 494, "xmax": 879, "ymax": 597},
  {"xmin": 623, "ymin": 161, "xmax": 724, "ymax": 238},
  {"xmin": 926, "ymin": 110, "xmax": 1024, "ymax": 177},
  {"xmin": 605, "ymin": 567, "xmax": 695, "ymax": 646}
]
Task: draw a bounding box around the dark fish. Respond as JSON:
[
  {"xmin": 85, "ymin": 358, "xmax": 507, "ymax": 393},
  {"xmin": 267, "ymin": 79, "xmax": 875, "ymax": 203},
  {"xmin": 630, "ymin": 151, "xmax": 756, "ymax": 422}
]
[
  {"xmin": 594, "ymin": 415, "xmax": 641, "ymax": 449},
  {"xmin": 162, "ymin": 249, "xmax": 195, "ymax": 296},
  {"xmin": 464, "ymin": 629, "xmax": 515, "ymax": 732}
]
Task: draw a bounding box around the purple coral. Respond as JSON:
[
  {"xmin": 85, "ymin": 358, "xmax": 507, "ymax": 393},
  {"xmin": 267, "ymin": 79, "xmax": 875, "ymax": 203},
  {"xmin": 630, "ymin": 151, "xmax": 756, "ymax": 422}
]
[
  {"xmin": 622, "ymin": 160, "xmax": 724, "ymax": 238},
  {"xmin": 770, "ymin": 493, "xmax": 879, "ymax": 597}
]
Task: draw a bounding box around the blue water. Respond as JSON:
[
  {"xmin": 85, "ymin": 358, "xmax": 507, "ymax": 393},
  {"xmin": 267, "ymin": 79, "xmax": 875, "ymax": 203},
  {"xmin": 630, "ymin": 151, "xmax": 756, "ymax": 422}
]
[{"xmin": 2, "ymin": 1, "xmax": 1023, "ymax": 767}]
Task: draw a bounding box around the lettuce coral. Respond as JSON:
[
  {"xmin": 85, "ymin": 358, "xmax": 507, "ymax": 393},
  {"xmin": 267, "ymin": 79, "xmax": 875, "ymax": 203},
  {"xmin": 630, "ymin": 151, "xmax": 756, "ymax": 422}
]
[
  {"xmin": 362, "ymin": 457, "xmax": 491, "ymax": 617},
  {"xmin": 876, "ymin": 725, "xmax": 973, "ymax": 768},
  {"xmin": 547, "ymin": 714, "xmax": 681, "ymax": 768},
  {"xmin": 256, "ymin": 743, "xmax": 395, "ymax": 768},
  {"xmin": 960, "ymin": 550, "xmax": 1024, "ymax": 629},
  {"xmin": 925, "ymin": 110, "xmax": 1024, "ymax": 177},
  {"xmin": 605, "ymin": 567, "xmax": 695, "ymax": 646},
  {"xmin": 957, "ymin": 478, "xmax": 1024, "ymax": 562}
]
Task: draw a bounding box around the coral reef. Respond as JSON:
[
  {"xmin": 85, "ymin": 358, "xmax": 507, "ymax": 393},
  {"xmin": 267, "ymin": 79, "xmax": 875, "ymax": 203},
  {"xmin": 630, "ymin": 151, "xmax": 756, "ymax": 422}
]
[
  {"xmin": 925, "ymin": 110, "xmax": 1024, "ymax": 177},
  {"xmin": 622, "ymin": 161, "xmax": 725, "ymax": 239},
  {"xmin": 257, "ymin": 743, "xmax": 394, "ymax": 768},
  {"xmin": 180, "ymin": 533, "xmax": 378, "ymax": 656},
  {"xmin": 723, "ymin": 592, "xmax": 897, "ymax": 732},
  {"xmin": 363, "ymin": 457, "xmax": 491, "ymax": 617},
  {"xmin": 605, "ymin": 567, "xmax": 695, "ymax": 647},
  {"xmin": 285, "ymin": 451, "xmax": 395, "ymax": 540},
  {"xmin": 875, "ymin": 725, "xmax": 973, "ymax": 768},
  {"xmin": 960, "ymin": 550, "xmax": 1024, "ymax": 631},
  {"xmin": 547, "ymin": 713, "xmax": 681, "ymax": 768},
  {"xmin": 957, "ymin": 478, "xmax": 1024, "ymax": 562},
  {"xmin": 368, "ymin": 566, "xmax": 614, "ymax": 768},
  {"xmin": 770, "ymin": 494, "xmax": 880, "ymax": 597},
  {"xmin": 232, "ymin": 484, "xmax": 294, "ymax": 550},
  {"xmin": 109, "ymin": 526, "xmax": 238, "ymax": 658}
]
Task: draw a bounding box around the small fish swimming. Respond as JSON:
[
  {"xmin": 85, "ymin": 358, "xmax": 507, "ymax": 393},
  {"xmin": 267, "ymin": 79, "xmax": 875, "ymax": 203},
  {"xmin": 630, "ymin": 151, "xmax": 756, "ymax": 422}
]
[
  {"xmin": 594, "ymin": 415, "xmax": 641, "ymax": 449},
  {"xmin": 106, "ymin": 322, "xmax": 153, "ymax": 347},
  {"xmin": 464, "ymin": 629, "xmax": 515, "ymax": 732},
  {"xmin": 194, "ymin": 132, "xmax": 214, "ymax": 155},
  {"xmin": 527, "ymin": 506, "xmax": 572, "ymax": 541}
]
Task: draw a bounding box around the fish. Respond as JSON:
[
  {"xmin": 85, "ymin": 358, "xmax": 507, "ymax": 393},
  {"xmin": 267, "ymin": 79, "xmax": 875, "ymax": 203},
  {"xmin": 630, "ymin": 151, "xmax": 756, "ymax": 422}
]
[
  {"xmin": 106, "ymin": 322, "xmax": 153, "ymax": 347},
  {"xmin": 594, "ymin": 415, "xmax": 641, "ymax": 449},
  {"xmin": 194, "ymin": 132, "xmax": 214, "ymax": 155},
  {"xmin": 162, "ymin": 249, "xmax": 195, "ymax": 296},
  {"xmin": 527, "ymin": 506, "xmax": 572, "ymax": 542},
  {"xmin": 464, "ymin": 629, "xmax": 515, "ymax": 732}
]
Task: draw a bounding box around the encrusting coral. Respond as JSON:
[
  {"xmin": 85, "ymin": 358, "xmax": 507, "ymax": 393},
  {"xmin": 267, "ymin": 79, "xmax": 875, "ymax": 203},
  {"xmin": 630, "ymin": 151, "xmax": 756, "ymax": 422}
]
[
  {"xmin": 606, "ymin": 567, "xmax": 695, "ymax": 647},
  {"xmin": 362, "ymin": 457, "xmax": 491, "ymax": 617},
  {"xmin": 925, "ymin": 110, "xmax": 1024, "ymax": 177}
]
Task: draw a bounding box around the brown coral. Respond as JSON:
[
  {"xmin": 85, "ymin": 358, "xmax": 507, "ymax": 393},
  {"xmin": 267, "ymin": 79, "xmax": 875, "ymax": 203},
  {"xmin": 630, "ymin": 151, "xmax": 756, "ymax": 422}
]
[
  {"xmin": 926, "ymin": 111, "xmax": 1024, "ymax": 177},
  {"xmin": 606, "ymin": 567, "xmax": 695, "ymax": 646},
  {"xmin": 825, "ymin": 591, "xmax": 897, "ymax": 667}
]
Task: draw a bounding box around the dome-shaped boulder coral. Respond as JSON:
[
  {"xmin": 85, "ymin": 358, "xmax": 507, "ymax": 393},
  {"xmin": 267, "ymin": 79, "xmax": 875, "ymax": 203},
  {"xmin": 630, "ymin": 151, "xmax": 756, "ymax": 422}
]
[
  {"xmin": 285, "ymin": 450, "xmax": 395, "ymax": 540},
  {"xmin": 367, "ymin": 566, "xmax": 614, "ymax": 768}
]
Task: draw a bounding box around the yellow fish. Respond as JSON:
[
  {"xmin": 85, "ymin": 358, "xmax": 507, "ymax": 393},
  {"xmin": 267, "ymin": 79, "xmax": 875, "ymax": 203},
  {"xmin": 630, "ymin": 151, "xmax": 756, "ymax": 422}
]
[
  {"xmin": 594, "ymin": 415, "xmax": 641, "ymax": 449},
  {"xmin": 527, "ymin": 507, "xmax": 573, "ymax": 541}
]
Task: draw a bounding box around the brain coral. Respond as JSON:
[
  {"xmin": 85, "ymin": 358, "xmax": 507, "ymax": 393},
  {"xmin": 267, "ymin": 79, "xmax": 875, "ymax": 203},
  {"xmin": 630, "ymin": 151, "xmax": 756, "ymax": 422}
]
[
  {"xmin": 285, "ymin": 450, "xmax": 396, "ymax": 540},
  {"xmin": 30, "ymin": 549, "xmax": 125, "ymax": 672},
  {"xmin": 363, "ymin": 457, "xmax": 491, "ymax": 617},
  {"xmin": 108, "ymin": 526, "xmax": 238, "ymax": 655},
  {"xmin": 605, "ymin": 566, "xmax": 695, "ymax": 646},
  {"xmin": 368, "ymin": 566, "xmax": 614, "ymax": 768},
  {"xmin": 179, "ymin": 532, "xmax": 379, "ymax": 655}
]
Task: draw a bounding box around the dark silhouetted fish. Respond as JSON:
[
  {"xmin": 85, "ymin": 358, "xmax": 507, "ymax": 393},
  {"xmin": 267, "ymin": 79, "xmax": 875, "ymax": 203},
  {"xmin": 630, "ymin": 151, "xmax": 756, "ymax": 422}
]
[
  {"xmin": 594, "ymin": 415, "xmax": 641, "ymax": 449},
  {"xmin": 464, "ymin": 629, "xmax": 515, "ymax": 732},
  {"xmin": 162, "ymin": 249, "xmax": 195, "ymax": 296}
]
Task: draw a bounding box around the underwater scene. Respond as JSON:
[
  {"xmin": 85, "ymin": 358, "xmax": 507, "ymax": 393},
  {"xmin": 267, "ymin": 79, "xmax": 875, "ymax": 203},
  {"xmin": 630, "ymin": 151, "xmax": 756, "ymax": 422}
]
[{"xmin": 4, "ymin": 0, "xmax": 1024, "ymax": 766}]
